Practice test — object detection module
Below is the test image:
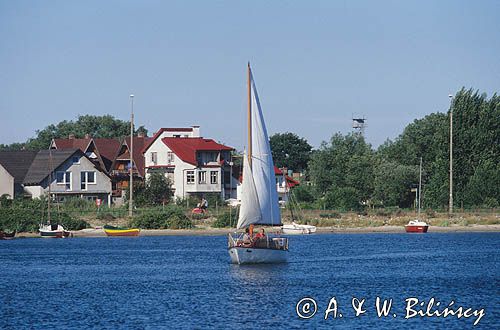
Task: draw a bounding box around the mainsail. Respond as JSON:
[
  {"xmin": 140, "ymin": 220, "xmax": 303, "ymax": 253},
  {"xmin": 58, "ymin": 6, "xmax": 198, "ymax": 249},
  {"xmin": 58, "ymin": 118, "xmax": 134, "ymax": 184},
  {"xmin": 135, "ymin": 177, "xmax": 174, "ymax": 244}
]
[{"xmin": 236, "ymin": 67, "xmax": 281, "ymax": 229}]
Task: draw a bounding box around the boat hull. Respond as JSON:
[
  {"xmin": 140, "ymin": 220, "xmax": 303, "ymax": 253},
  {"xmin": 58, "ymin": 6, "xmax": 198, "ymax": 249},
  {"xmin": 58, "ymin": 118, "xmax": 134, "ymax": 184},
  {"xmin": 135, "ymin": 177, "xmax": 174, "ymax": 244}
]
[
  {"xmin": 104, "ymin": 229, "xmax": 140, "ymax": 237},
  {"xmin": 39, "ymin": 230, "xmax": 64, "ymax": 238},
  {"xmin": 405, "ymin": 225, "xmax": 429, "ymax": 233},
  {"xmin": 282, "ymin": 222, "xmax": 316, "ymax": 235},
  {"xmin": 0, "ymin": 231, "xmax": 16, "ymax": 239},
  {"xmin": 228, "ymin": 247, "xmax": 288, "ymax": 264}
]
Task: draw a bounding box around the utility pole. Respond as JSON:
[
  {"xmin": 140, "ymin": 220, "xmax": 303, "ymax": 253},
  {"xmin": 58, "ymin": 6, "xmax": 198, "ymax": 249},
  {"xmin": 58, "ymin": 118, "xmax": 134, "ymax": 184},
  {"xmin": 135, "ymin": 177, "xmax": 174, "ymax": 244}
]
[{"xmin": 129, "ymin": 94, "xmax": 134, "ymax": 217}]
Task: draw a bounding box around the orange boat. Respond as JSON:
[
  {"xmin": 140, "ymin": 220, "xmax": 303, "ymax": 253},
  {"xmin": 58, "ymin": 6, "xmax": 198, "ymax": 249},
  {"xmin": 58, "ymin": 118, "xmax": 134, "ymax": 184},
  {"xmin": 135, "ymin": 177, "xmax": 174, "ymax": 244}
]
[{"xmin": 103, "ymin": 225, "xmax": 140, "ymax": 237}]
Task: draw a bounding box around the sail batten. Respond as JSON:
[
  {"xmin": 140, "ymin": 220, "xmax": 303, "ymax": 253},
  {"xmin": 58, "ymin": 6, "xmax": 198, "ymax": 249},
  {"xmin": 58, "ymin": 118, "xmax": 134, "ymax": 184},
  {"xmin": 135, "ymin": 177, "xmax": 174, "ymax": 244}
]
[{"xmin": 237, "ymin": 68, "xmax": 281, "ymax": 229}]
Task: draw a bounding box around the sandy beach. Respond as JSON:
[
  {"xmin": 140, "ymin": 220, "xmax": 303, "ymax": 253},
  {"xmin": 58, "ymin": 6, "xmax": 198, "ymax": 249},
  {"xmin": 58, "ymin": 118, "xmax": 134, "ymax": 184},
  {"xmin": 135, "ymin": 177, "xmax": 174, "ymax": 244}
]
[{"xmin": 12, "ymin": 224, "xmax": 500, "ymax": 238}]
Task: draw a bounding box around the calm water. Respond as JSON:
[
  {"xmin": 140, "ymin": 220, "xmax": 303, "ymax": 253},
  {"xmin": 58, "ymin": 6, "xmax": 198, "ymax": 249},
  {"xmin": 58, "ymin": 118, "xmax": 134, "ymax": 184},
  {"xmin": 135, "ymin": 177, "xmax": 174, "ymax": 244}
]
[{"xmin": 1, "ymin": 233, "xmax": 498, "ymax": 329}]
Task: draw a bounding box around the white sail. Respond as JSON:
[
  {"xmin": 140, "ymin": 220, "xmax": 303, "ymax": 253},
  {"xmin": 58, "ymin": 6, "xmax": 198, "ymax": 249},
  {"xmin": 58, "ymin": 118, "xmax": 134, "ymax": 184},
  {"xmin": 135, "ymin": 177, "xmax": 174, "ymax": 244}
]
[
  {"xmin": 236, "ymin": 151, "xmax": 262, "ymax": 229},
  {"xmin": 248, "ymin": 70, "xmax": 281, "ymax": 226}
]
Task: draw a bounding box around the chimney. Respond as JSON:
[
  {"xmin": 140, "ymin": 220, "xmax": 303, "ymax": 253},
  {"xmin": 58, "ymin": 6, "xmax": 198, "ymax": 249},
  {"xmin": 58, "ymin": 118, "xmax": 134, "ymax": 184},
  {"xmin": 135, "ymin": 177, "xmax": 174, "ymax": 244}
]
[
  {"xmin": 69, "ymin": 134, "xmax": 75, "ymax": 139},
  {"xmin": 191, "ymin": 125, "xmax": 200, "ymax": 137},
  {"xmin": 85, "ymin": 133, "xmax": 91, "ymax": 139}
]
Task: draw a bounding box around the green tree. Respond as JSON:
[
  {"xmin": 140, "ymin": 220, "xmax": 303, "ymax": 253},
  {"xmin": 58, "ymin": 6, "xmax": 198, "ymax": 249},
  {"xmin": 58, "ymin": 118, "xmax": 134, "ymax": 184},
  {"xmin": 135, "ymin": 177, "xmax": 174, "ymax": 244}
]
[
  {"xmin": 450, "ymin": 89, "xmax": 500, "ymax": 207},
  {"xmin": 308, "ymin": 133, "xmax": 374, "ymax": 210},
  {"xmin": 462, "ymin": 159, "xmax": 500, "ymax": 208},
  {"xmin": 0, "ymin": 143, "xmax": 25, "ymax": 151},
  {"xmin": 10, "ymin": 115, "xmax": 148, "ymax": 150},
  {"xmin": 270, "ymin": 132, "xmax": 312, "ymax": 172},
  {"xmin": 145, "ymin": 173, "xmax": 174, "ymax": 206},
  {"xmin": 372, "ymin": 160, "xmax": 419, "ymax": 208},
  {"xmin": 424, "ymin": 157, "xmax": 449, "ymax": 209},
  {"xmin": 128, "ymin": 173, "xmax": 173, "ymax": 207}
]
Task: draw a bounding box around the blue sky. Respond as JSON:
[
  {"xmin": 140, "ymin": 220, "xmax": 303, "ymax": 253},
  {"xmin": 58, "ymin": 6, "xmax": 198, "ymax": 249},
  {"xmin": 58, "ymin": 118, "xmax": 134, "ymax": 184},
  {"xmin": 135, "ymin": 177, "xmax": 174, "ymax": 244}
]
[{"xmin": 1, "ymin": 0, "xmax": 499, "ymax": 150}]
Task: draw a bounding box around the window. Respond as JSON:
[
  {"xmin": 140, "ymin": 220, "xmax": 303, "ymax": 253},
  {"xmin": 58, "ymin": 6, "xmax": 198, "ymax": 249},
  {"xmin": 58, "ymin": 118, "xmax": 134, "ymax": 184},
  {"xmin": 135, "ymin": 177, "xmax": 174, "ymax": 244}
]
[
  {"xmin": 56, "ymin": 171, "xmax": 71, "ymax": 190},
  {"xmin": 81, "ymin": 171, "xmax": 96, "ymax": 190},
  {"xmin": 210, "ymin": 171, "xmax": 218, "ymax": 184},
  {"xmin": 65, "ymin": 172, "xmax": 71, "ymax": 190},
  {"xmin": 167, "ymin": 152, "xmax": 175, "ymax": 164},
  {"xmin": 151, "ymin": 152, "xmax": 157, "ymax": 165},
  {"xmin": 87, "ymin": 171, "xmax": 95, "ymax": 183},
  {"xmin": 56, "ymin": 171, "xmax": 65, "ymax": 184},
  {"xmin": 198, "ymin": 171, "xmax": 206, "ymax": 184},
  {"xmin": 186, "ymin": 171, "xmax": 195, "ymax": 184}
]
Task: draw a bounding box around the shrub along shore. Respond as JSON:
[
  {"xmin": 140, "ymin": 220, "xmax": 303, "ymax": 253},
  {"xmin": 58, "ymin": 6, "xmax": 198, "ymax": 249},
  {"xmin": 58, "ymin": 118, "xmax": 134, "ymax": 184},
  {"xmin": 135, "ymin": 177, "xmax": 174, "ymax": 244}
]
[{"xmin": 1, "ymin": 198, "xmax": 498, "ymax": 237}]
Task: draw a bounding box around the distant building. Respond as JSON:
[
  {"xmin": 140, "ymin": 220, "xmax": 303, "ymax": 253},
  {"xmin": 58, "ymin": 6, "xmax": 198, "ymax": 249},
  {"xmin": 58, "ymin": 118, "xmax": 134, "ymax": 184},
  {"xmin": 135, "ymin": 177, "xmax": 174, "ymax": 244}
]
[
  {"xmin": 0, "ymin": 151, "xmax": 38, "ymax": 198},
  {"xmin": 51, "ymin": 134, "xmax": 121, "ymax": 173},
  {"xmin": 23, "ymin": 149, "xmax": 112, "ymax": 205},
  {"xmin": 109, "ymin": 133, "xmax": 151, "ymax": 204},
  {"xmin": 142, "ymin": 126, "xmax": 235, "ymax": 200}
]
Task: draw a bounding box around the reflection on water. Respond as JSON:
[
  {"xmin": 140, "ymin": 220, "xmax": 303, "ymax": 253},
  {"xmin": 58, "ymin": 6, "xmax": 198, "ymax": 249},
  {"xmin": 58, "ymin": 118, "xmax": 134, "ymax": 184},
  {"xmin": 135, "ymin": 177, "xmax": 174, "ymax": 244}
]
[{"xmin": 229, "ymin": 263, "xmax": 289, "ymax": 284}]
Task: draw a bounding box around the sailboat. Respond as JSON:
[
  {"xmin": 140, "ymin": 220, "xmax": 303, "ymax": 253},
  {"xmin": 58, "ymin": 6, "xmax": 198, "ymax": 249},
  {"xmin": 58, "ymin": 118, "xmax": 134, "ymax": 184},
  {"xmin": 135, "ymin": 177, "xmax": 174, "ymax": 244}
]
[
  {"xmin": 39, "ymin": 148, "xmax": 71, "ymax": 238},
  {"xmin": 227, "ymin": 63, "xmax": 289, "ymax": 264},
  {"xmin": 279, "ymin": 169, "xmax": 316, "ymax": 235},
  {"xmin": 101, "ymin": 94, "xmax": 140, "ymax": 238},
  {"xmin": 405, "ymin": 157, "xmax": 429, "ymax": 233}
]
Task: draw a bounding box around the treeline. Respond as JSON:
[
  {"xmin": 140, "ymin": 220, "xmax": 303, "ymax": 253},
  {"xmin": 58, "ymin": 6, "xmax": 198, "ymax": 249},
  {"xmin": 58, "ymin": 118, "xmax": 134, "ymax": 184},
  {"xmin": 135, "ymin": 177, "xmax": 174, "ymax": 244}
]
[
  {"xmin": 0, "ymin": 115, "xmax": 148, "ymax": 151},
  {"xmin": 272, "ymin": 88, "xmax": 499, "ymax": 210},
  {"xmin": 1, "ymin": 89, "xmax": 498, "ymax": 210}
]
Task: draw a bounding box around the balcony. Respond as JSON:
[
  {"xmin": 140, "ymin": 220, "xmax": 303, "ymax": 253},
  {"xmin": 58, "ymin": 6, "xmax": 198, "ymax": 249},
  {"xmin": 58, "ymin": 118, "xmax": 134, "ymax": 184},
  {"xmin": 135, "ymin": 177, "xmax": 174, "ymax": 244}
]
[{"xmin": 110, "ymin": 169, "xmax": 139, "ymax": 177}]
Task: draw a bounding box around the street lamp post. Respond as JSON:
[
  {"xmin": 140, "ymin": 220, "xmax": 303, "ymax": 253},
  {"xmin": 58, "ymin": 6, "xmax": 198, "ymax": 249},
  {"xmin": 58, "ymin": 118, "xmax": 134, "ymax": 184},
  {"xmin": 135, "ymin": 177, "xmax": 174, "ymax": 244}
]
[
  {"xmin": 129, "ymin": 94, "xmax": 134, "ymax": 217},
  {"xmin": 448, "ymin": 94, "xmax": 454, "ymax": 214}
]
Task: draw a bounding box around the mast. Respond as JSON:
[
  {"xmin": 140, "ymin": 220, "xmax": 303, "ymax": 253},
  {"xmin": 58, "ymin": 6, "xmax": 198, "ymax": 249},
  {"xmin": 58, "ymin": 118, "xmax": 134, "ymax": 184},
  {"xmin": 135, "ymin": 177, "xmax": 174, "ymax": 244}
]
[
  {"xmin": 47, "ymin": 148, "xmax": 52, "ymax": 224},
  {"xmin": 129, "ymin": 94, "xmax": 134, "ymax": 217},
  {"xmin": 418, "ymin": 157, "xmax": 422, "ymax": 218},
  {"xmin": 247, "ymin": 62, "xmax": 252, "ymax": 169}
]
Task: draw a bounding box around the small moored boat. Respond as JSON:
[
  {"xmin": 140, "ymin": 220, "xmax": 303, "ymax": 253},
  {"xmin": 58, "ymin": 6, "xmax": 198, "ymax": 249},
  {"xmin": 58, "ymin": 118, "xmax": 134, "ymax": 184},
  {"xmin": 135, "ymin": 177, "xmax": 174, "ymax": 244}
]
[
  {"xmin": 405, "ymin": 220, "xmax": 429, "ymax": 233},
  {"xmin": 405, "ymin": 157, "xmax": 429, "ymax": 233},
  {"xmin": 0, "ymin": 230, "xmax": 16, "ymax": 240},
  {"xmin": 282, "ymin": 222, "xmax": 317, "ymax": 235},
  {"xmin": 39, "ymin": 224, "xmax": 71, "ymax": 238},
  {"xmin": 103, "ymin": 225, "xmax": 140, "ymax": 237}
]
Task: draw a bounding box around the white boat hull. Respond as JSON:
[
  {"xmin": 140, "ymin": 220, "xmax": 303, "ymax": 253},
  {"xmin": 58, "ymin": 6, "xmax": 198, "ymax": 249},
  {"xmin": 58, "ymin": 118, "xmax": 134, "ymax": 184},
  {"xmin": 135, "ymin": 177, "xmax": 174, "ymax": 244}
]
[
  {"xmin": 282, "ymin": 223, "xmax": 317, "ymax": 235},
  {"xmin": 228, "ymin": 247, "xmax": 288, "ymax": 264}
]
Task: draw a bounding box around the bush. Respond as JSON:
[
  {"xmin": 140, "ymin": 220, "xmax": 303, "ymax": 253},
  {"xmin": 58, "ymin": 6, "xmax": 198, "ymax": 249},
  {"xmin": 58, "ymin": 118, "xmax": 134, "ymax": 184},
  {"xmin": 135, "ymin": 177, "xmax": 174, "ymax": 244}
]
[
  {"xmin": 96, "ymin": 212, "xmax": 116, "ymax": 221},
  {"xmin": 54, "ymin": 212, "xmax": 89, "ymax": 230},
  {"xmin": 375, "ymin": 209, "xmax": 390, "ymax": 217},
  {"xmin": 130, "ymin": 206, "xmax": 192, "ymax": 229},
  {"xmin": 319, "ymin": 212, "xmax": 341, "ymax": 219},
  {"xmin": 291, "ymin": 185, "xmax": 316, "ymax": 203},
  {"xmin": 63, "ymin": 198, "xmax": 96, "ymax": 211},
  {"xmin": 425, "ymin": 209, "xmax": 436, "ymax": 218},
  {"xmin": 213, "ymin": 210, "xmax": 238, "ymax": 228},
  {"xmin": 0, "ymin": 207, "xmax": 88, "ymax": 232}
]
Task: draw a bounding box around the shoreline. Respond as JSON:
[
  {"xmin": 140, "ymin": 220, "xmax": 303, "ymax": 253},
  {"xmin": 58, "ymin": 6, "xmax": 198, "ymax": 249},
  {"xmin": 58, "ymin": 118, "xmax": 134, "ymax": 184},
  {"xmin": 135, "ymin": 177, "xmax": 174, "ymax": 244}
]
[{"xmin": 12, "ymin": 224, "xmax": 500, "ymax": 238}]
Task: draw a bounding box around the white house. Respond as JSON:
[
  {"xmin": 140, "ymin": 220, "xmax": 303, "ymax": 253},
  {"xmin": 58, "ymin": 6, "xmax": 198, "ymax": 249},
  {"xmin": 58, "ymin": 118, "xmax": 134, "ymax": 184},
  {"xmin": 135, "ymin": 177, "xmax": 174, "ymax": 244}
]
[{"xmin": 142, "ymin": 127, "xmax": 235, "ymax": 200}]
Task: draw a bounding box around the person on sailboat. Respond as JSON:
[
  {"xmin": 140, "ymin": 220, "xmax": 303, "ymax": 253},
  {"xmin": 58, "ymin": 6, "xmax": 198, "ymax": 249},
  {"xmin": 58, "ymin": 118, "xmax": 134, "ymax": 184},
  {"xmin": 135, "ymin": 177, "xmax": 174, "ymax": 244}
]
[
  {"xmin": 253, "ymin": 228, "xmax": 267, "ymax": 248},
  {"xmin": 241, "ymin": 227, "xmax": 253, "ymax": 247},
  {"xmin": 254, "ymin": 228, "xmax": 266, "ymax": 240}
]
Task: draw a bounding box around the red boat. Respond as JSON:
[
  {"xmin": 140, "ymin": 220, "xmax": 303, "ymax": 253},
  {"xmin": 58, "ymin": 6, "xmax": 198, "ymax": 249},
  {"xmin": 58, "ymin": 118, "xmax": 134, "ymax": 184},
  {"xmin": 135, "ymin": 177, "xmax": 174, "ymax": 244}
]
[{"xmin": 405, "ymin": 220, "xmax": 429, "ymax": 233}]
